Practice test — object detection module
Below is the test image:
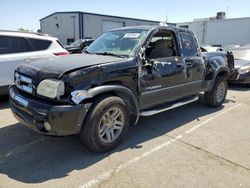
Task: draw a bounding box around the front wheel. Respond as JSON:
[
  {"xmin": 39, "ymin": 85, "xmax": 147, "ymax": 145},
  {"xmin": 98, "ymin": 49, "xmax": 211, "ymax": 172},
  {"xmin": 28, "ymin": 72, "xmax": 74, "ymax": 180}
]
[
  {"xmin": 204, "ymin": 77, "xmax": 228, "ymax": 107},
  {"xmin": 80, "ymin": 96, "xmax": 130, "ymax": 153}
]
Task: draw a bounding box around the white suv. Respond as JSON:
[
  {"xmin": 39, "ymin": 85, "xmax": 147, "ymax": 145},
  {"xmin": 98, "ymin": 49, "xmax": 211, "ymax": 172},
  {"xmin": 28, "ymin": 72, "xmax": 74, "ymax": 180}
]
[{"xmin": 0, "ymin": 31, "xmax": 69, "ymax": 95}]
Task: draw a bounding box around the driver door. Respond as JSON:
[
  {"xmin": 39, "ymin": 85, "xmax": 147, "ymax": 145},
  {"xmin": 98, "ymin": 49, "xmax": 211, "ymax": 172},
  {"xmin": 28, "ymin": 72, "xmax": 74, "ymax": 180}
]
[{"xmin": 139, "ymin": 29, "xmax": 188, "ymax": 109}]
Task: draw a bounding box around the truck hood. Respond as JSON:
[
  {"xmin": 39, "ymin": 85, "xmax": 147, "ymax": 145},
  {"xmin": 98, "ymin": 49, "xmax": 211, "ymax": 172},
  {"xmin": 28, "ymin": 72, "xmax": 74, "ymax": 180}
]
[
  {"xmin": 17, "ymin": 54, "xmax": 124, "ymax": 80},
  {"xmin": 234, "ymin": 59, "xmax": 250, "ymax": 69}
]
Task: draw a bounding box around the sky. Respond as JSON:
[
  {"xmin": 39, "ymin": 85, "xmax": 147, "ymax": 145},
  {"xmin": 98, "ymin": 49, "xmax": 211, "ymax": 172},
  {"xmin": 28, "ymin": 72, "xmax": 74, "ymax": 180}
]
[{"xmin": 0, "ymin": 0, "xmax": 250, "ymax": 31}]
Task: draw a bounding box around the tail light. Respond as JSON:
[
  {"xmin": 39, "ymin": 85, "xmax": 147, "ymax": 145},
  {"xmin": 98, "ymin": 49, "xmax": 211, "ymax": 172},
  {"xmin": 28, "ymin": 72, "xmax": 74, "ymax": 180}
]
[{"xmin": 54, "ymin": 52, "xmax": 70, "ymax": 56}]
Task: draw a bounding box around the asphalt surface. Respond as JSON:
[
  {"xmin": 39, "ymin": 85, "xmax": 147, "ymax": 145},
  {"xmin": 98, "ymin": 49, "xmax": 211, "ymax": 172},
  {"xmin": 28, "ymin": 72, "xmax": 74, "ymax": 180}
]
[{"xmin": 0, "ymin": 85, "xmax": 250, "ymax": 188}]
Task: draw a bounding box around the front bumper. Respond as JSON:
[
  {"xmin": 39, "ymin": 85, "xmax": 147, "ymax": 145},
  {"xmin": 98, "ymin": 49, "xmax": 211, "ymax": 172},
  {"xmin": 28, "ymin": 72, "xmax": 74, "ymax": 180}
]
[
  {"xmin": 9, "ymin": 86, "xmax": 87, "ymax": 136},
  {"xmin": 228, "ymin": 71, "xmax": 250, "ymax": 84}
]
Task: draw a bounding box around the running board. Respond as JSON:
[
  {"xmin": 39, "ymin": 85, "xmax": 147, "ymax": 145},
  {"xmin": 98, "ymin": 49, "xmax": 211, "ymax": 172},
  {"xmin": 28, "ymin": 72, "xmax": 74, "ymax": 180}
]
[{"xmin": 140, "ymin": 96, "xmax": 199, "ymax": 116}]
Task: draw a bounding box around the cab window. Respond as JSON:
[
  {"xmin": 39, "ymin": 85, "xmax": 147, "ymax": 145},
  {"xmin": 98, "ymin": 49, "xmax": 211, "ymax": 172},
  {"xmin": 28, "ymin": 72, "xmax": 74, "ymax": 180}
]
[
  {"xmin": 180, "ymin": 32, "xmax": 199, "ymax": 57},
  {"xmin": 146, "ymin": 30, "xmax": 177, "ymax": 59}
]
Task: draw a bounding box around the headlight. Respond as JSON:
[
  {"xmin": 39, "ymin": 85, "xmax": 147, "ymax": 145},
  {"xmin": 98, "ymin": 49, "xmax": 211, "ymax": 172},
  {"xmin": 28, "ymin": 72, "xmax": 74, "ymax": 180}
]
[
  {"xmin": 37, "ymin": 79, "xmax": 65, "ymax": 99},
  {"xmin": 238, "ymin": 65, "xmax": 250, "ymax": 74}
]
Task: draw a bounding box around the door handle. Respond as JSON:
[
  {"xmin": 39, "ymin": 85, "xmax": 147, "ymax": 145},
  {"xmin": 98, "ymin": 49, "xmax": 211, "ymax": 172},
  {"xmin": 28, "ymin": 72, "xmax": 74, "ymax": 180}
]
[
  {"xmin": 185, "ymin": 58, "xmax": 193, "ymax": 68},
  {"xmin": 176, "ymin": 63, "xmax": 183, "ymax": 67},
  {"xmin": 176, "ymin": 63, "xmax": 183, "ymax": 68},
  {"xmin": 185, "ymin": 58, "xmax": 193, "ymax": 62},
  {"xmin": 186, "ymin": 62, "xmax": 193, "ymax": 67}
]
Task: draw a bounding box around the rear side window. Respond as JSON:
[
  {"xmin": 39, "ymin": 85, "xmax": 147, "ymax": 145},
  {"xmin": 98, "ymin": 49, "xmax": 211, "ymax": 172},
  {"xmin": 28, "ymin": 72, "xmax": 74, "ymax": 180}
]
[
  {"xmin": 0, "ymin": 36, "xmax": 29, "ymax": 54},
  {"xmin": 29, "ymin": 38, "xmax": 52, "ymax": 51},
  {"xmin": 180, "ymin": 32, "xmax": 199, "ymax": 57}
]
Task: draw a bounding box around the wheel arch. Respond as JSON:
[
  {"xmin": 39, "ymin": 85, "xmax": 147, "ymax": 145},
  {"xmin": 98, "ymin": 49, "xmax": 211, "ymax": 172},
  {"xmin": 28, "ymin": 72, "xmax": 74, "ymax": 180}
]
[
  {"xmin": 206, "ymin": 65, "xmax": 229, "ymax": 92},
  {"xmin": 73, "ymin": 85, "xmax": 140, "ymax": 125}
]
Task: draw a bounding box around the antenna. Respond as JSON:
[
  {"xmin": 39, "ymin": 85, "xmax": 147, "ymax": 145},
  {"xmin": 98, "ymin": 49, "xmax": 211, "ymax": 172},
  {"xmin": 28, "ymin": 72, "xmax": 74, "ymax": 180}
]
[
  {"xmin": 166, "ymin": 11, "xmax": 168, "ymax": 23},
  {"xmin": 226, "ymin": 6, "xmax": 229, "ymax": 19},
  {"xmin": 159, "ymin": 11, "xmax": 169, "ymax": 26}
]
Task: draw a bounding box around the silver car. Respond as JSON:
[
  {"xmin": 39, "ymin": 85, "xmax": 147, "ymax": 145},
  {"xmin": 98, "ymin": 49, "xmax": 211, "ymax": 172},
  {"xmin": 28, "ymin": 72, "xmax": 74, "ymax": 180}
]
[{"xmin": 228, "ymin": 46, "xmax": 250, "ymax": 87}]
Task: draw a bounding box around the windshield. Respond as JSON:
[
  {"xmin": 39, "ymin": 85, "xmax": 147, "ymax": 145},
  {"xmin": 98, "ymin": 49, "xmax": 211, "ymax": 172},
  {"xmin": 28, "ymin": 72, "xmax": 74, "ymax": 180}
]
[
  {"xmin": 87, "ymin": 29, "xmax": 149, "ymax": 57},
  {"xmin": 230, "ymin": 48, "xmax": 250, "ymax": 61},
  {"xmin": 71, "ymin": 39, "xmax": 83, "ymax": 47}
]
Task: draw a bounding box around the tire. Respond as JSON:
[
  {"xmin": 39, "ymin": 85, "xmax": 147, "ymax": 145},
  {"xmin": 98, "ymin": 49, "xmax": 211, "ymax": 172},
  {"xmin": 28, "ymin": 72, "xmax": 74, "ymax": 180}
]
[
  {"xmin": 246, "ymin": 84, "xmax": 250, "ymax": 88},
  {"xmin": 80, "ymin": 95, "xmax": 130, "ymax": 153},
  {"xmin": 204, "ymin": 76, "xmax": 228, "ymax": 107}
]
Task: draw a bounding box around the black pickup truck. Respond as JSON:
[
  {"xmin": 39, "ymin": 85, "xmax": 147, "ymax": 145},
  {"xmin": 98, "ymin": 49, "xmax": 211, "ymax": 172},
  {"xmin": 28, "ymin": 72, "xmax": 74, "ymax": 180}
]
[{"xmin": 9, "ymin": 26, "xmax": 230, "ymax": 152}]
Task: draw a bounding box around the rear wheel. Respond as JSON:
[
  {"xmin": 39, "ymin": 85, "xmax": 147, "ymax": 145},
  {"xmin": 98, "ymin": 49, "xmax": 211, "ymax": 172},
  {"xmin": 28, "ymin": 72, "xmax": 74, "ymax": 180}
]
[
  {"xmin": 204, "ymin": 77, "xmax": 228, "ymax": 107},
  {"xmin": 80, "ymin": 96, "xmax": 130, "ymax": 153}
]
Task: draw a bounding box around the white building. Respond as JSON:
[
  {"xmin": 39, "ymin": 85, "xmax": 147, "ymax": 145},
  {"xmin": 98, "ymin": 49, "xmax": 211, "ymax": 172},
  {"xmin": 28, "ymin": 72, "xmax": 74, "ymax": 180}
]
[
  {"xmin": 40, "ymin": 12, "xmax": 166, "ymax": 45},
  {"xmin": 177, "ymin": 13, "xmax": 250, "ymax": 47}
]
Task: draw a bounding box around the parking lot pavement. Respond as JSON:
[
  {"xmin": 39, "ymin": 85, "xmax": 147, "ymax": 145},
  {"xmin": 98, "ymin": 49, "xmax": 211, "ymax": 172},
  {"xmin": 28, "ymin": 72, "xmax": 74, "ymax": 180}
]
[{"xmin": 0, "ymin": 85, "xmax": 250, "ymax": 188}]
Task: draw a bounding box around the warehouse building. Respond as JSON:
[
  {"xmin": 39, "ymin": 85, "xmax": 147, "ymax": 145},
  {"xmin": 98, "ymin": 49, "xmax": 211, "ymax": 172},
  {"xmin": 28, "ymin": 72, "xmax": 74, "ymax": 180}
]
[
  {"xmin": 177, "ymin": 12, "xmax": 250, "ymax": 47},
  {"xmin": 40, "ymin": 12, "xmax": 166, "ymax": 45}
]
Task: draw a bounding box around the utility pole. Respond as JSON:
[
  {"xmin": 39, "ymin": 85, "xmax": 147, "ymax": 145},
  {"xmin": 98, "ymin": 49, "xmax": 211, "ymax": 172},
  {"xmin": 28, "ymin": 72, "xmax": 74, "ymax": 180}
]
[{"xmin": 202, "ymin": 21, "xmax": 207, "ymax": 45}]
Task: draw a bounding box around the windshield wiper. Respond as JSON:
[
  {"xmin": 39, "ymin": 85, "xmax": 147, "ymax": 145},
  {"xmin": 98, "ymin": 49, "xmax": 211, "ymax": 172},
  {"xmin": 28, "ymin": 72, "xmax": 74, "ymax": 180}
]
[{"xmin": 95, "ymin": 52, "xmax": 129, "ymax": 58}]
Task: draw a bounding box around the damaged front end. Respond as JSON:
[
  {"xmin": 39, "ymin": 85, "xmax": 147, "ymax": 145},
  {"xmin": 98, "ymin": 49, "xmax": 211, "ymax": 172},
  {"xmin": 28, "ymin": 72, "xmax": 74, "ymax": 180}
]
[
  {"xmin": 9, "ymin": 57, "xmax": 106, "ymax": 136},
  {"xmin": 9, "ymin": 85, "xmax": 88, "ymax": 136}
]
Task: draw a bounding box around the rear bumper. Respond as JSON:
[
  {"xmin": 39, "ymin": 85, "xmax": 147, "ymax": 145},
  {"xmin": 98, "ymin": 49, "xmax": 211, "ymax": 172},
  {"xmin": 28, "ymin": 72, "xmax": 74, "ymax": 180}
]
[{"xmin": 9, "ymin": 86, "xmax": 87, "ymax": 136}]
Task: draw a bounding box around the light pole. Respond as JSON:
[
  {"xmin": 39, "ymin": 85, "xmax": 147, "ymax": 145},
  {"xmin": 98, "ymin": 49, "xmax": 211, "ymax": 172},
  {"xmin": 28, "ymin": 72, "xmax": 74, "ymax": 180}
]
[{"xmin": 71, "ymin": 16, "xmax": 76, "ymax": 42}]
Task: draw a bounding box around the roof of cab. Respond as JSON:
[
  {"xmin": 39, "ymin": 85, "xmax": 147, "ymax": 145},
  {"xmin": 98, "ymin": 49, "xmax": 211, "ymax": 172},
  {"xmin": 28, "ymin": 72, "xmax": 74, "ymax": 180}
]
[
  {"xmin": 0, "ymin": 30, "xmax": 58, "ymax": 40},
  {"xmin": 110, "ymin": 25, "xmax": 191, "ymax": 33}
]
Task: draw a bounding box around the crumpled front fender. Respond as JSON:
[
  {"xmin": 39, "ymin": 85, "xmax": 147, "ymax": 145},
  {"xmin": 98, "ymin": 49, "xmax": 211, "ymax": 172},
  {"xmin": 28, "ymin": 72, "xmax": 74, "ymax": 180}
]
[{"xmin": 71, "ymin": 85, "xmax": 140, "ymax": 124}]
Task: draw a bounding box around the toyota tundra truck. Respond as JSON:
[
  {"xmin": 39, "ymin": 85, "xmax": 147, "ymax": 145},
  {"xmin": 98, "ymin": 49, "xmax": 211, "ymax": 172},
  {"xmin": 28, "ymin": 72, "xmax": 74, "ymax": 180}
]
[{"xmin": 9, "ymin": 26, "xmax": 230, "ymax": 152}]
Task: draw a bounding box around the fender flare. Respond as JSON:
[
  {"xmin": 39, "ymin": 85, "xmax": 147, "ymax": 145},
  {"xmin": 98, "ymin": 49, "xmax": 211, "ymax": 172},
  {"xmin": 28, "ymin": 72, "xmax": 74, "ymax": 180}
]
[
  {"xmin": 207, "ymin": 66, "xmax": 229, "ymax": 91},
  {"xmin": 71, "ymin": 85, "xmax": 140, "ymax": 124}
]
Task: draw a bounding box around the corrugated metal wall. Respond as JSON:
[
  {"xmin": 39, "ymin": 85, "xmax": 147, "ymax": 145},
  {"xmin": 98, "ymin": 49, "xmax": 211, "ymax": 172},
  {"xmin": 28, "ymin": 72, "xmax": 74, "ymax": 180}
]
[
  {"xmin": 83, "ymin": 13, "xmax": 159, "ymax": 39},
  {"xmin": 40, "ymin": 12, "xmax": 162, "ymax": 45},
  {"xmin": 206, "ymin": 18, "xmax": 250, "ymax": 46},
  {"xmin": 177, "ymin": 18, "xmax": 250, "ymax": 47},
  {"xmin": 41, "ymin": 13, "xmax": 80, "ymax": 45}
]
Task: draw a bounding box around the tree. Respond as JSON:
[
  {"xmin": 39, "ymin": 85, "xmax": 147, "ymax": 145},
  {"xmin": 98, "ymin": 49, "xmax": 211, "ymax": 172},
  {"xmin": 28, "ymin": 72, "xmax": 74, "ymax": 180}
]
[{"xmin": 18, "ymin": 28, "xmax": 32, "ymax": 32}]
